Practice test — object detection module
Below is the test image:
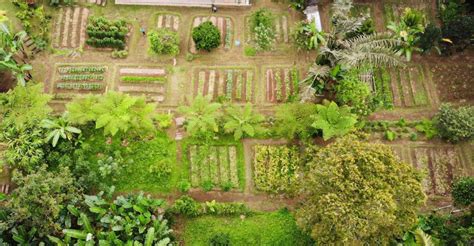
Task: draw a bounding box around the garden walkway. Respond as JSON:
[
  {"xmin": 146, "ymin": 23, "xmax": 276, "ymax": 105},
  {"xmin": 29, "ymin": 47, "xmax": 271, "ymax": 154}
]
[{"xmin": 115, "ymin": 0, "xmax": 250, "ymax": 7}]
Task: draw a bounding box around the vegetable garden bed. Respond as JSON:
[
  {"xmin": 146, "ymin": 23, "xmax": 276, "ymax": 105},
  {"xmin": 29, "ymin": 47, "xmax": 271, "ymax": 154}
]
[
  {"xmin": 431, "ymin": 63, "xmax": 474, "ymax": 104},
  {"xmin": 265, "ymin": 66, "xmax": 300, "ymax": 103},
  {"xmin": 192, "ymin": 67, "xmax": 255, "ymax": 103},
  {"xmin": 390, "ymin": 144, "xmax": 470, "ymax": 196},
  {"xmin": 52, "ymin": 7, "xmax": 89, "ymax": 49},
  {"xmin": 155, "ymin": 12, "xmax": 180, "ymax": 31},
  {"xmin": 382, "ymin": 1, "xmax": 434, "ymax": 27},
  {"xmin": 115, "ymin": 66, "xmax": 168, "ymax": 103},
  {"xmin": 187, "ymin": 145, "xmax": 242, "ymax": 190},
  {"xmin": 53, "ymin": 64, "xmax": 108, "ymax": 98},
  {"xmin": 245, "ymin": 14, "xmax": 290, "ymax": 47},
  {"xmin": 189, "ymin": 15, "xmax": 233, "ymax": 54}
]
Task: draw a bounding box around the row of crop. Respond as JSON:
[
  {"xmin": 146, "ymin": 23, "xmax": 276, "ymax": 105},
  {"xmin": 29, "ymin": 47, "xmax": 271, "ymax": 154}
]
[
  {"xmin": 59, "ymin": 74, "xmax": 104, "ymax": 81},
  {"xmin": 224, "ymin": 18, "xmax": 232, "ymax": 49},
  {"xmin": 225, "ymin": 70, "xmax": 253, "ymax": 101},
  {"xmin": 86, "ymin": 37, "xmax": 125, "ymax": 49},
  {"xmin": 374, "ymin": 68, "xmax": 394, "ymax": 109},
  {"xmin": 86, "ymin": 17, "xmax": 128, "ymax": 50},
  {"xmin": 189, "ymin": 145, "xmax": 239, "ymax": 189},
  {"xmin": 273, "ymin": 68, "xmax": 299, "ymax": 101},
  {"xmin": 253, "ymin": 145, "xmax": 301, "ymax": 194},
  {"xmin": 56, "ymin": 82, "xmax": 103, "ymax": 90},
  {"xmin": 86, "ymin": 30, "xmax": 127, "ymax": 40},
  {"xmin": 58, "ymin": 66, "xmax": 106, "ymax": 74},
  {"xmin": 121, "ymin": 76, "xmax": 166, "ymax": 84}
]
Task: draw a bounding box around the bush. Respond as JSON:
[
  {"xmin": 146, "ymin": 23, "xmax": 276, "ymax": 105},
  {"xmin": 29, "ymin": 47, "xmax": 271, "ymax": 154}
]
[
  {"xmin": 192, "ymin": 21, "xmax": 221, "ymax": 51},
  {"xmin": 209, "ymin": 232, "xmax": 231, "ymax": 246},
  {"xmin": 334, "ymin": 70, "xmax": 373, "ymax": 116},
  {"xmin": 442, "ymin": 15, "xmax": 474, "ymax": 51},
  {"xmin": 172, "ymin": 195, "xmax": 201, "ymax": 216},
  {"xmin": 451, "ymin": 177, "xmax": 474, "ymax": 206},
  {"xmin": 111, "ymin": 49, "xmax": 128, "ymax": 58},
  {"xmin": 435, "ymin": 104, "xmax": 474, "ymax": 142},
  {"xmin": 148, "ymin": 29, "xmax": 180, "ymax": 56},
  {"xmin": 416, "ymin": 23, "xmax": 442, "ymax": 54},
  {"xmin": 178, "ymin": 180, "xmax": 191, "ymax": 193},
  {"xmin": 244, "ymin": 46, "xmax": 256, "ymax": 56}
]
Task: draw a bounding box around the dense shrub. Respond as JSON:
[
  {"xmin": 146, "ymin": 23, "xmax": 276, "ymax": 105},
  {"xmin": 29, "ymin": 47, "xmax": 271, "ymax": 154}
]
[
  {"xmin": 420, "ymin": 211, "xmax": 474, "ymax": 245},
  {"xmin": 435, "ymin": 104, "xmax": 474, "ymax": 142},
  {"xmin": 209, "ymin": 232, "xmax": 231, "ymax": 246},
  {"xmin": 442, "ymin": 15, "xmax": 474, "ymax": 51},
  {"xmin": 416, "ymin": 23, "xmax": 442, "ymax": 54},
  {"xmin": 273, "ymin": 103, "xmax": 318, "ymax": 139},
  {"xmin": 452, "ymin": 177, "xmax": 474, "ymax": 206},
  {"xmin": 172, "ymin": 195, "xmax": 202, "ymax": 216},
  {"xmin": 192, "ymin": 21, "xmax": 221, "ymax": 51},
  {"xmin": 148, "ymin": 29, "xmax": 180, "ymax": 56},
  {"xmin": 334, "ymin": 70, "xmax": 373, "ymax": 116}
]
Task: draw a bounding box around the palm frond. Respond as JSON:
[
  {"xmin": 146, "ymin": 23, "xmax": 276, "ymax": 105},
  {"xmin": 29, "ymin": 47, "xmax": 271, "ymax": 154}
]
[
  {"xmin": 340, "ymin": 47, "xmax": 404, "ymax": 68},
  {"xmin": 300, "ymin": 64, "xmax": 331, "ymax": 86},
  {"xmin": 343, "ymin": 33, "xmax": 402, "ymax": 50}
]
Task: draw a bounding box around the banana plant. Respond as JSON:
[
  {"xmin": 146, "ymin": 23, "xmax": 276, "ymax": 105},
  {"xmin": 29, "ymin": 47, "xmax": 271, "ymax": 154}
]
[{"xmin": 41, "ymin": 114, "xmax": 81, "ymax": 147}]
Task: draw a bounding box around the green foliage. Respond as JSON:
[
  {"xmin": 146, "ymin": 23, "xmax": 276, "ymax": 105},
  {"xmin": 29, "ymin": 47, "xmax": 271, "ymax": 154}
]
[
  {"xmin": 209, "ymin": 232, "xmax": 231, "ymax": 246},
  {"xmin": 192, "ymin": 21, "xmax": 221, "ymax": 52},
  {"xmin": 171, "ymin": 196, "xmax": 250, "ymax": 217},
  {"xmin": 439, "ymin": 1, "xmax": 463, "ymax": 24},
  {"xmin": 111, "ymin": 49, "xmax": 128, "ymax": 59},
  {"xmin": 249, "ymin": 8, "xmax": 275, "ymax": 51},
  {"xmin": 223, "ymin": 103, "xmax": 265, "ymax": 140},
  {"xmin": 334, "ymin": 70, "xmax": 373, "ymax": 116},
  {"xmin": 296, "ymin": 137, "xmax": 426, "ymax": 244},
  {"xmin": 121, "ymin": 76, "xmax": 166, "ymax": 84},
  {"xmin": 253, "ymin": 145, "xmax": 300, "ymax": 195},
  {"xmin": 178, "ymin": 95, "xmax": 222, "ymax": 139},
  {"xmin": 417, "ymin": 23, "xmax": 442, "ymax": 54},
  {"xmin": 202, "ymin": 180, "xmax": 214, "ymax": 192},
  {"xmin": 1, "ymin": 166, "xmax": 81, "ymax": 240},
  {"xmin": 148, "ymin": 29, "xmax": 180, "ymax": 56},
  {"xmin": 183, "ymin": 209, "xmax": 313, "ymax": 246},
  {"xmin": 243, "ymin": 46, "xmax": 256, "ymax": 56},
  {"xmin": 11, "ymin": 3, "xmax": 49, "ymax": 52},
  {"xmin": 435, "ymin": 104, "xmax": 474, "ymax": 143},
  {"xmin": 419, "ymin": 211, "xmax": 474, "ymax": 245},
  {"xmin": 273, "ymin": 103, "xmax": 318, "ymax": 139},
  {"xmin": 442, "ymin": 15, "xmax": 474, "ymax": 52},
  {"xmin": 155, "ymin": 113, "xmax": 173, "ymax": 129},
  {"xmin": 415, "ymin": 119, "xmax": 438, "ymax": 140},
  {"xmin": 0, "ymin": 25, "xmax": 32, "ymax": 86},
  {"xmin": 171, "ymin": 195, "xmax": 201, "ymax": 217},
  {"xmin": 293, "ymin": 20, "xmax": 325, "ymax": 51},
  {"xmin": 178, "ymin": 180, "xmax": 191, "ymax": 193},
  {"xmin": 451, "ymin": 177, "xmax": 474, "ymax": 207},
  {"xmin": 60, "ymin": 193, "xmax": 173, "ymax": 245},
  {"xmin": 67, "ymin": 92, "xmax": 157, "ymax": 136},
  {"xmin": 385, "ymin": 130, "xmax": 397, "ymax": 141},
  {"xmin": 311, "ymin": 101, "xmax": 357, "ymax": 141},
  {"xmin": 86, "ymin": 16, "xmax": 128, "ymax": 50},
  {"xmin": 41, "ymin": 115, "xmax": 81, "ymax": 147}
]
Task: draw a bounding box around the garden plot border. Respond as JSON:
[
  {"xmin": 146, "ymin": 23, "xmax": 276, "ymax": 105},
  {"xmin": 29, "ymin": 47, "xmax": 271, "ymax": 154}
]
[
  {"xmin": 242, "ymin": 139, "xmax": 289, "ymax": 194},
  {"xmin": 191, "ymin": 65, "xmax": 258, "ymax": 104},
  {"xmin": 153, "ymin": 11, "xmax": 182, "ymax": 32},
  {"xmin": 188, "ymin": 15, "xmax": 234, "ymax": 54},
  {"xmin": 50, "ymin": 63, "xmax": 111, "ymax": 101},
  {"xmin": 181, "ymin": 140, "xmax": 246, "ymax": 192},
  {"xmin": 112, "ymin": 64, "xmax": 170, "ymax": 104},
  {"xmin": 389, "ymin": 142, "xmax": 472, "ymax": 196},
  {"xmin": 261, "ymin": 65, "xmax": 302, "ymax": 104}
]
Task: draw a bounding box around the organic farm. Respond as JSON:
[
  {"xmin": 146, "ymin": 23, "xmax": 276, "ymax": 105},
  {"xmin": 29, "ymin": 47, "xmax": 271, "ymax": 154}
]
[{"xmin": 0, "ymin": 0, "xmax": 473, "ymax": 245}]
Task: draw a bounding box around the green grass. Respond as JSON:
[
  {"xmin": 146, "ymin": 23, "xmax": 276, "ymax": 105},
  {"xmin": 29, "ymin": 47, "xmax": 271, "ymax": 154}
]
[
  {"xmin": 182, "ymin": 209, "xmax": 313, "ymax": 246},
  {"xmin": 121, "ymin": 76, "xmax": 167, "ymax": 84}
]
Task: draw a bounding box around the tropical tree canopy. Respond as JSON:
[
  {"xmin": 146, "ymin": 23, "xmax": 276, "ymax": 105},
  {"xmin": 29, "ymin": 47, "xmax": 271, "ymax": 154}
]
[
  {"xmin": 223, "ymin": 103, "xmax": 265, "ymax": 140},
  {"xmin": 296, "ymin": 137, "xmax": 426, "ymax": 244}
]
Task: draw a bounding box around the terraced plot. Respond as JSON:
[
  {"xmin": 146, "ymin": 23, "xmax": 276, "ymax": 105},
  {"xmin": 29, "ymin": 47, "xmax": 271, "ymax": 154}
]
[
  {"xmin": 374, "ymin": 65, "xmax": 434, "ymax": 108},
  {"xmin": 53, "ymin": 64, "xmax": 108, "ymax": 100},
  {"xmin": 53, "ymin": 7, "xmax": 89, "ymax": 49},
  {"xmin": 391, "ymin": 144, "xmax": 471, "ymax": 196},
  {"xmin": 156, "ymin": 12, "xmax": 180, "ymax": 31},
  {"xmin": 189, "ymin": 16, "xmax": 233, "ymax": 53},
  {"xmin": 188, "ymin": 145, "xmax": 240, "ymax": 189},
  {"xmin": 193, "ymin": 67, "xmax": 255, "ymax": 103},
  {"xmin": 115, "ymin": 66, "xmax": 167, "ymax": 103},
  {"xmin": 265, "ymin": 66, "xmax": 300, "ymax": 103}
]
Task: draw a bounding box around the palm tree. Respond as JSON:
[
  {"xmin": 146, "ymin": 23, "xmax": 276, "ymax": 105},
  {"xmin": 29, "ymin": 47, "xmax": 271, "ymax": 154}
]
[
  {"xmin": 300, "ymin": 0, "xmax": 403, "ymax": 101},
  {"xmin": 223, "ymin": 103, "xmax": 265, "ymax": 140}
]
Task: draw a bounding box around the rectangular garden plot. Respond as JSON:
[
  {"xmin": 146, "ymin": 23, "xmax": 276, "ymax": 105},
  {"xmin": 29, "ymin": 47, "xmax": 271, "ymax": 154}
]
[
  {"xmin": 53, "ymin": 7, "xmax": 89, "ymax": 49},
  {"xmin": 245, "ymin": 15, "xmax": 290, "ymax": 45},
  {"xmin": 188, "ymin": 145, "xmax": 240, "ymax": 189},
  {"xmin": 383, "ymin": 1, "xmax": 434, "ymax": 27},
  {"xmin": 156, "ymin": 13, "xmax": 180, "ymax": 31},
  {"xmin": 373, "ymin": 65, "xmax": 433, "ymax": 108},
  {"xmin": 53, "ymin": 64, "xmax": 108, "ymax": 98},
  {"xmin": 193, "ymin": 67, "xmax": 255, "ymax": 103},
  {"xmin": 431, "ymin": 63, "xmax": 474, "ymax": 104},
  {"xmin": 265, "ymin": 67, "xmax": 300, "ymax": 103},
  {"xmin": 189, "ymin": 16, "xmax": 233, "ymax": 53},
  {"xmin": 391, "ymin": 144, "xmax": 468, "ymax": 196},
  {"xmin": 115, "ymin": 67, "xmax": 167, "ymax": 103}
]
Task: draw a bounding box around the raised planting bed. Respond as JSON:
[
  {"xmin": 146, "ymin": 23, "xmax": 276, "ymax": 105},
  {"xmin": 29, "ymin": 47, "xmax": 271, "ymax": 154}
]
[
  {"xmin": 115, "ymin": 66, "xmax": 168, "ymax": 103},
  {"xmin": 374, "ymin": 65, "xmax": 433, "ymax": 109},
  {"xmin": 391, "ymin": 144, "xmax": 470, "ymax": 196},
  {"xmin": 156, "ymin": 12, "xmax": 180, "ymax": 31},
  {"xmin": 253, "ymin": 145, "xmax": 301, "ymax": 194},
  {"xmin": 189, "ymin": 15, "xmax": 233, "ymax": 54},
  {"xmin": 85, "ymin": 16, "xmax": 129, "ymax": 50},
  {"xmin": 53, "ymin": 64, "xmax": 108, "ymax": 97},
  {"xmin": 193, "ymin": 67, "xmax": 255, "ymax": 103},
  {"xmin": 188, "ymin": 145, "xmax": 241, "ymax": 190},
  {"xmin": 265, "ymin": 66, "xmax": 300, "ymax": 103},
  {"xmin": 245, "ymin": 14, "xmax": 290, "ymax": 48},
  {"xmin": 53, "ymin": 7, "xmax": 90, "ymax": 49}
]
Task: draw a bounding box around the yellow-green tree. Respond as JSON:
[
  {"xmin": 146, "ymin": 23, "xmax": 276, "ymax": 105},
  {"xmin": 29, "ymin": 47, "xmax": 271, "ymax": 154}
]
[{"xmin": 296, "ymin": 136, "xmax": 426, "ymax": 244}]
